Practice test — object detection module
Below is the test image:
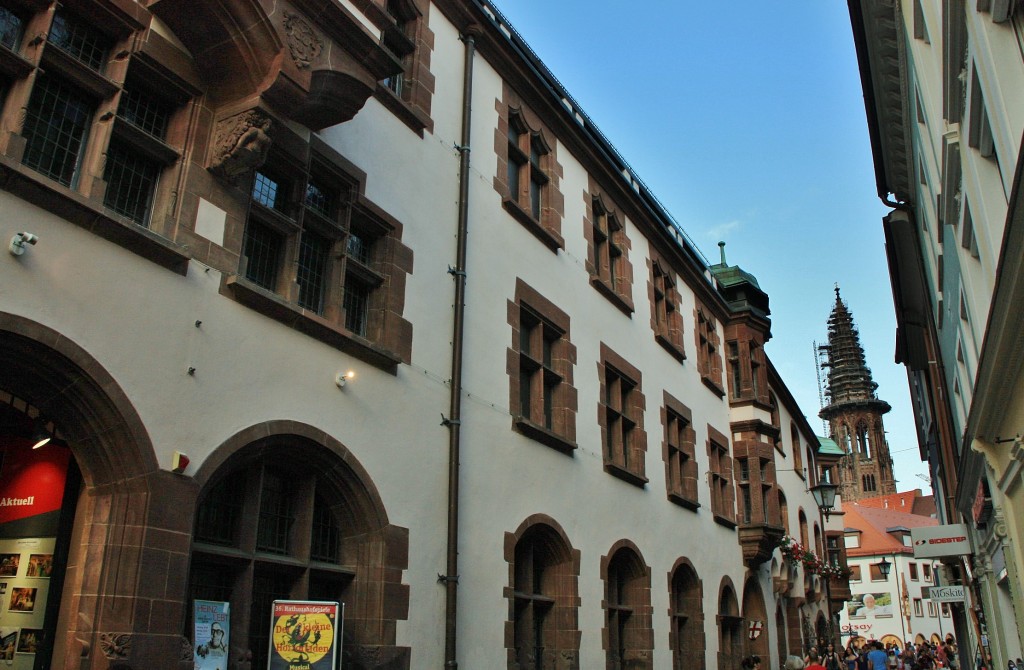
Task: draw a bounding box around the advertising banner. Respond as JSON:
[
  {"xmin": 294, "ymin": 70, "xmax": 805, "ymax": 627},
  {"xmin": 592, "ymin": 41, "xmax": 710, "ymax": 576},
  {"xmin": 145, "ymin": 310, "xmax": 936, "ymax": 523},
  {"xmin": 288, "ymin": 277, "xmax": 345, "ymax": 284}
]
[
  {"xmin": 268, "ymin": 601, "xmax": 342, "ymax": 670},
  {"xmin": 846, "ymin": 592, "xmax": 894, "ymax": 618},
  {"xmin": 911, "ymin": 524, "xmax": 971, "ymax": 558},
  {"xmin": 194, "ymin": 600, "xmax": 230, "ymax": 670}
]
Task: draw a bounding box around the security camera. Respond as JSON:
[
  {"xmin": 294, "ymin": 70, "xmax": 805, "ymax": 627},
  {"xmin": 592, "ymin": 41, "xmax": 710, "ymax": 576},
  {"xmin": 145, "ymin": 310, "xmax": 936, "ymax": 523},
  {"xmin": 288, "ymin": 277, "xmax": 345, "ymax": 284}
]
[{"xmin": 9, "ymin": 232, "xmax": 39, "ymax": 256}]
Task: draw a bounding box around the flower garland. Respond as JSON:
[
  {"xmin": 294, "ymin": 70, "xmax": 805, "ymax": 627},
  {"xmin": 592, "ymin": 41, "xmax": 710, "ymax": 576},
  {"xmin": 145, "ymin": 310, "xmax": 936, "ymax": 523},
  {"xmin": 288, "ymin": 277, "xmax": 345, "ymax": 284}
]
[{"xmin": 778, "ymin": 535, "xmax": 851, "ymax": 579}]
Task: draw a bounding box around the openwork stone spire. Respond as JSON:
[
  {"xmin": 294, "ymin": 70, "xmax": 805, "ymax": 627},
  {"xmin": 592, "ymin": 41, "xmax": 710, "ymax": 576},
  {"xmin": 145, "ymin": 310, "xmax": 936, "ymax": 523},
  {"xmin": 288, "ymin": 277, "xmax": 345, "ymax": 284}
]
[
  {"xmin": 819, "ymin": 287, "xmax": 896, "ymax": 503},
  {"xmin": 823, "ymin": 286, "xmax": 880, "ymax": 405}
]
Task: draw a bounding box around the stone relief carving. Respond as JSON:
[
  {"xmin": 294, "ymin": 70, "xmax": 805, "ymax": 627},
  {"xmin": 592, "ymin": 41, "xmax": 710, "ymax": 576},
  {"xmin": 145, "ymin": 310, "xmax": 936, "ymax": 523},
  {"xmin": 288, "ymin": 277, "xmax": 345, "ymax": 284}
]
[
  {"xmin": 179, "ymin": 636, "xmax": 193, "ymax": 662},
  {"xmin": 283, "ymin": 11, "xmax": 322, "ymax": 69},
  {"xmin": 209, "ymin": 111, "xmax": 273, "ymax": 179},
  {"xmin": 98, "ymin": 632, "xmax": 132, "ymax": 660}
]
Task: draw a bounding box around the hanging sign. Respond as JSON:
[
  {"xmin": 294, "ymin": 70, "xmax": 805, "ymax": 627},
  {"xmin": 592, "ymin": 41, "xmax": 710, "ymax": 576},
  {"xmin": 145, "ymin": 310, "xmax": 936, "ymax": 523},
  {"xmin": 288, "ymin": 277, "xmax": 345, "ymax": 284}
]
[
  {"xmin": 927, "ymin": 585, "xmax": 967, "ymax": 603},
  {"xmin": 910, "ymin": 524, "xmax": 971, "ymax": 558},
  {"xmin": 267, "ymin": 601, "xmax": 342, "ymax": 670}
]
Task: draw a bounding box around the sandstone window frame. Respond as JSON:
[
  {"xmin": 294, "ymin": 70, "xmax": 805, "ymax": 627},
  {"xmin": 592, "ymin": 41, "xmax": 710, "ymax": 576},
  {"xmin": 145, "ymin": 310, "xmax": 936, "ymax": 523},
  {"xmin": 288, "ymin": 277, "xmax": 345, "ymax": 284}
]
[
  {"xmin": 662, "ymin": 392, "xmax": 698, "ymax": 510},
  {"xmin": 372, "ymin": 0, "xmax": 435, "ymax": 134},
  {"xmin": 707, "ymin": 425, "xmax": 735, "ymax": 528},
  {"xmin": 508, "ymin": 279, "xmax": 578, "ymax": 454},
  {"xmin": 503, "ymin": 517, "xmax": 581, "ymax": 670},
  {"xmin": 649, "ymin": 254, "xmax": 685, "ymax": 362},
  {"xmin": 494, "ymin": 90, "xmax": 565, "ymax": 252},
  {"xmin": 0, "ymin": 1, "xmax": 197, "ymax": 268},
  {"xmin": 695, "ymin": 303, "xmax": 724, "ymax": 396},
  {"xmin": 599, "ymin": 343, "xmax": 647, "ymax": 487},
  {"xmin": 585, "ymin": 186, "xmax": 634, "ymax": 315},
  {"xmin": 225, "ymin": 132, "xmax": 414, "ymax": 371},
  {"xmin": 602, "ymin": 543, "xmax": 653, "ymax": 670},
  {"xmin": 668, "ymin": 559, "xmax": 705, "ymax": 670}
]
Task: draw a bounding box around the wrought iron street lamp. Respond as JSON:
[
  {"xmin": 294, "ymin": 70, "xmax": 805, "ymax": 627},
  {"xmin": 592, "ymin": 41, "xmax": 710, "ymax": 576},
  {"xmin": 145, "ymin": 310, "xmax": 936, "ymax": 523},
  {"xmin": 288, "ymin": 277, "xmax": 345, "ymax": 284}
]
[
  {"xmin": 876, "ymin": 556, "xmax": 892, "ymax": 578},
  {"xmin": 810, "ymin": 481, "xmax": 839, "ymax": 520},
  {"xmin": 812, "ymin": 479, "xmax": 841, "ymax": 650}
]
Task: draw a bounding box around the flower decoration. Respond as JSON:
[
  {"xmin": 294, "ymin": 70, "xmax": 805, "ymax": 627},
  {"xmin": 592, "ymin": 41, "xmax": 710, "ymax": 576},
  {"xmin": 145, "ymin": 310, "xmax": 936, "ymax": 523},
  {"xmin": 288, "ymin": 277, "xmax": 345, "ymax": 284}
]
[{"xmin": 777, "ymin": 535, "xmax": 851, "ymax": 579}]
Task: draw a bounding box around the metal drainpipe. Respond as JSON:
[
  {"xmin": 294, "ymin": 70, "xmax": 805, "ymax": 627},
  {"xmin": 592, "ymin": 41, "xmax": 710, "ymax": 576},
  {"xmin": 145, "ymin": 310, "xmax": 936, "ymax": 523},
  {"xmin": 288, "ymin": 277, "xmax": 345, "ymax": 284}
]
[{"xmin": 443, "ymin": 27, "xmax": 477, "ymax": 670}]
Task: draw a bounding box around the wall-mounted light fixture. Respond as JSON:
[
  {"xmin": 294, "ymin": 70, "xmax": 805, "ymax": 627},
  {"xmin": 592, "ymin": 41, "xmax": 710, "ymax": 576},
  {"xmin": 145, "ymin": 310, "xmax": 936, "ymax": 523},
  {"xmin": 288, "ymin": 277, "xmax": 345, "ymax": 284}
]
[
  {"xmin": 335, "ymin": 371, "xmax": 356, "ymax": 388},
  {"xmin": 9, "ymin": 232, "xmax": 39, "ymax": 256},
  {"xmin": 30, "ymin": 419, "xmax": 52, "ymax": 449}
]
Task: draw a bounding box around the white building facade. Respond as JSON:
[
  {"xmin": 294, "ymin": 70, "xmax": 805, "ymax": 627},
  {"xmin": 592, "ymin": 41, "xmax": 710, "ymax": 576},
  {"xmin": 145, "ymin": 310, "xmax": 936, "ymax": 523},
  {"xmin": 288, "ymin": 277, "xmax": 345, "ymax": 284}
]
[{"xmin": 0, "ymin": 1, "xmax": 846, "ymax": 668}]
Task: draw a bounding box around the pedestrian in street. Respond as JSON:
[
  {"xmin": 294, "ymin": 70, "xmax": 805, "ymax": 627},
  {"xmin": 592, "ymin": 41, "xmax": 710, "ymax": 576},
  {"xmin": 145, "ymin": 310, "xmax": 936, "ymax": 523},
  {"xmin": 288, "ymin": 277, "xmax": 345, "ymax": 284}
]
[{"xmin": 867, "ymin": 641, "xmax": 889, "ymax": 670}]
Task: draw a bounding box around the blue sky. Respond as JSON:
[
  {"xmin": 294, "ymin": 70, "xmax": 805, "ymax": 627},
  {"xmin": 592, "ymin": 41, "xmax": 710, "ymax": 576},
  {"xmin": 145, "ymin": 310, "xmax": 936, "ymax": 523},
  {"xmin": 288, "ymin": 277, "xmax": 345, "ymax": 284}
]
[{"xmin": 492, "ymin": 1, "xmax": 930, "ymax": 488}]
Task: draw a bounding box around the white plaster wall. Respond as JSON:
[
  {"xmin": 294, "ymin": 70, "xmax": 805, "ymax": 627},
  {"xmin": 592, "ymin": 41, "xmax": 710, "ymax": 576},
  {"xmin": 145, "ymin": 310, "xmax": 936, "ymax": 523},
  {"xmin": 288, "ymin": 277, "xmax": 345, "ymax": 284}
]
[{"xmin": 0, "ymin": 2, "xmax": 841, "ymax": 667}]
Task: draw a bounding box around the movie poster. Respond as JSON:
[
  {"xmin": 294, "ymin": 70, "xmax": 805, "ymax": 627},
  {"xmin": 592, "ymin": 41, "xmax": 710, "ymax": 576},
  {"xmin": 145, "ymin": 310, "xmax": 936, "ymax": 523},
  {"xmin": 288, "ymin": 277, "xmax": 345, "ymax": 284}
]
[
  {"xmin": 267, "ymin": 601, "xmax": 342, "ymax": 670},
  {"xmin": 193, "ymin": 600, "xmax": 229, "ymax": 670}
]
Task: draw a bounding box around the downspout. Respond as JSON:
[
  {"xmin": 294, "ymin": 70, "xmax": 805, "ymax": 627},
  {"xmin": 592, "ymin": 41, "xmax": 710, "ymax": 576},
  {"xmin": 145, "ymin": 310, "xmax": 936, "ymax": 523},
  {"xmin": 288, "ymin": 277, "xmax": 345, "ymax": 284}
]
[{"xmin": 443, "ymin": 27, "xmax": 477, "ymax": 670}]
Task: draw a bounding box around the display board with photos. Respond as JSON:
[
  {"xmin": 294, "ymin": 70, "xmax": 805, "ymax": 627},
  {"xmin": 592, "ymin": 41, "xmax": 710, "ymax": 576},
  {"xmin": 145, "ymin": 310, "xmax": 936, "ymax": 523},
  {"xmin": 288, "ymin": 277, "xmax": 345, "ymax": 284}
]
[{"xmin": 0, "ymin": 537, "xmax": 56, "ymax": 667}]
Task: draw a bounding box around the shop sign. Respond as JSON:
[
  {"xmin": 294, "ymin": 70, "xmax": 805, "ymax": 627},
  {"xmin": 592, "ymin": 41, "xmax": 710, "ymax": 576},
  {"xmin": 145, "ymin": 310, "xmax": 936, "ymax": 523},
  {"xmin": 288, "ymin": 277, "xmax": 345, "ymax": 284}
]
[
  {"xmin": 0, "ymin": 438, "xmax": 70, "ymax": 526},
  {"xmin": 910, "ymin": 524, "xmax": 970, "ymax": 558},
  {"xmin": 268, "ymin": 601, "xmax": 342, "ymax": 670},
  {"xmin": 927, "ymin": 585, "xmax": 967, "ymax": 603}
]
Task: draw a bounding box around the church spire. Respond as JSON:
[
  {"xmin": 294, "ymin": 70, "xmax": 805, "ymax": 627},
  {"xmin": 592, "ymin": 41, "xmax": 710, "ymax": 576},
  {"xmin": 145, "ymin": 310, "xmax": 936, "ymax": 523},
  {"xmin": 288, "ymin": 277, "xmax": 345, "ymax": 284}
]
[{"xmin": 818, "ymin": 287, "xmax": 896, "ymax": 502}]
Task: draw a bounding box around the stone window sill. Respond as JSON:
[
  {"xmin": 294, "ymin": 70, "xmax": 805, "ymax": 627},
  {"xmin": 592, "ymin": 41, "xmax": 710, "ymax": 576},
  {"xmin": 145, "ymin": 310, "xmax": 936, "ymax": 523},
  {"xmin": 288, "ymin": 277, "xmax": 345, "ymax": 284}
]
[
  {"xmin": 513, "ymin": 417, "xmax": 577, "ymax": 455},
  {"xmin": 374, "ymin": 85, "xmax": 432, "ymax": 137},
  {"xmin": 702, "ymin": 374, "xmax": 726, "ymax": 398},
  {"xmin": 0, "ymin": 155, "xmax": 191, "ymax": 275},
  {"xmin": 655, "ymin": 332, "xmax": 686, "ymax": 363},
  {"xmin": 667, "ymin": 492, "xmax": 700, "ymax": 511},
  {"xmin": 502, "ymin": 196, "xmax": 563, "ymax": 252},
  {"xmin": 713, "ymin": 513, "xmax": 737, "ymax": 530},
  {"xmin": 604, "ymin": 460, "xmax": 648, "ymax": 488},
  {"xmin": 225, "ymin": 276, "xmax": 403, "ymax": 373},
  {"xmin": 590, "ymin": 275, "xmax": 634, "ymax": 316}
]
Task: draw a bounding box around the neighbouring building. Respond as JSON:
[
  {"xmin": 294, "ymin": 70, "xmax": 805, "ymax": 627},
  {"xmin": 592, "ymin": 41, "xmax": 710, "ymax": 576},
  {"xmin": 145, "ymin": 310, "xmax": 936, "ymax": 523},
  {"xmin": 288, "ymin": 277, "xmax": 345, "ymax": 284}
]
[
  {"xmin": 847, "ymin": 0, "xmax": 1024, "ymax": 667},
  {"xmin": 839, "ymin": 491, "xmax": 954, "ymax": 649},
  {"xmin": 0, "ymin": 1, "xmax": 849, "ymax": 668}
]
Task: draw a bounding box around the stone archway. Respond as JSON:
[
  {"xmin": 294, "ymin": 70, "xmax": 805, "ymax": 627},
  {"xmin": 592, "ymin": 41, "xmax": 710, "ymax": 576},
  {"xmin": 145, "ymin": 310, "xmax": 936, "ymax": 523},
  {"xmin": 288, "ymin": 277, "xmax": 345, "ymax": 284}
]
[
  {"xmin": 742, "ymin": 575, "xmax": 770, "ymax": 662},
  {"xmin": 0, "ymin": 313, "xmax": 193, "ymax": 670}
]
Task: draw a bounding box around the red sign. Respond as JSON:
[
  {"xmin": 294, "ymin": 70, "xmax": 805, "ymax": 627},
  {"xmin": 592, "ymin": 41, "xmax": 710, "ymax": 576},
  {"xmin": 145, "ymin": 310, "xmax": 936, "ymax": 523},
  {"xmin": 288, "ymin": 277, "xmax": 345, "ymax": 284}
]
[{"xmin": 0, "ymin": 437, "xmax": 71, "ymax": 525}]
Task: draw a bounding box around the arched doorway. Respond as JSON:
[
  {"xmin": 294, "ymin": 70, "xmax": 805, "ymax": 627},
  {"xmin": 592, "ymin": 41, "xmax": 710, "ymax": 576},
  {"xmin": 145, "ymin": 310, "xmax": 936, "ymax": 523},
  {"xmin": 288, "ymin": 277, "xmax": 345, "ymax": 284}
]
[
  {"xmin": 717, "ymin": 578, "xmax": 742, "ymax": 669},
  {"xmin": 742, "ymin": 576, "xmax": 769, "ymax": 661},
  {"xmin": 668, "ymin": 558, "xmax": 704, "ymax": 670},
  {"xmin": 0, "ymin": 315, "xmax": 185, "ymax": 669},
  {"xmin": 189, "ymin": 423, "xmax": 410, "ymax": 669}
]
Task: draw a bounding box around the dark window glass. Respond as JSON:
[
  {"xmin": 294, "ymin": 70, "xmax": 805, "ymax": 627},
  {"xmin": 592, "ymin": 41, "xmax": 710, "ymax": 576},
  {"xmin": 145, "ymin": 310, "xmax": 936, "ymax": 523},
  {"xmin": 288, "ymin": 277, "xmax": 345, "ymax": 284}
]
[
  {"xmin": 343, "ymin": 277, "xmax": 370, "ymax": 336},
  {"xmin": 0, "ymin": 6, "xmax": 23, "ymax": 50},
  {"xmin": 243, "ymin": 221, "xmax": 284, "ymax": 291},
  {"xmin": 297, "ymin": 230, "xmax": 331, "ymax": 314},
  {"xmin": 347, "ymin": 233, "xmax": 371, "ymax": 265},
  {"xmin": 104, "ymin": 140, "xmax": 160, "ymax": 225},
  {"xmin": 118, "ymin": 86, "xmax": 171, "ymax": 138},
  {"xmin": 310, "ymin": 496, "xmax": 341, "ymax": 563},
  {"xmin": 249, "ymin": 570, "xmax": 293, "ymax": 670},
  {"xmin": 22, "ymin": 75, "xmax": 94, "ymax": 186},
  {"xmin": 194, "ymin": 477, "xmax": 245, "ymax": 547},
  {"xmin": 48, "ymin": 11, "xmax": 109, "ymax": 71},
  {"xmin": 305, "ymin": 180, "xmax": 335, "ymax": 219},
  {"xmin": 253, "ymin": 171, "xmax": 289, "ymax": 212},
  {"xmin": 256, "ymin": 472, "xmax": 294, "ymax": 554}
]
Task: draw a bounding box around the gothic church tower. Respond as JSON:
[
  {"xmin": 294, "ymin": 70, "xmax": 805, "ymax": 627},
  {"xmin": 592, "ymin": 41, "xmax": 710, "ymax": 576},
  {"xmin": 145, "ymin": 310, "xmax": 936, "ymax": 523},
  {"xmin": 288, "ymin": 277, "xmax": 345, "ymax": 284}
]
[{"xmin": 819, "ymin": 288, "xmax": 896, "ymax": 502}]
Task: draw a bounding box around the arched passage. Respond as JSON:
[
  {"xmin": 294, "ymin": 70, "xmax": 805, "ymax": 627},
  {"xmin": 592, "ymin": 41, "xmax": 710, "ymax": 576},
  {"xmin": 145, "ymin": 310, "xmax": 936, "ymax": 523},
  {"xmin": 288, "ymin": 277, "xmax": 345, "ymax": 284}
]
[
  {"xmin": 668, "ymin": 558, "xmax": 704, "ymax": 670},
  {"xmin": 717, "ymin": 577, "xmax": 743, "ymax": 670},
  {"xmin": 190, "ymin": 422, "xmax": 410, "ymax": 669},
  {"xmin": 504, "ymin": 516, "xmax": 581, "ymax": 669},
  {"xmin": 0, "ymin": 313, "xmax": 191, "ymax": 670},
  {"xmin": 742, "ymin": 575, "xmax": 769, "ymax": 661}
]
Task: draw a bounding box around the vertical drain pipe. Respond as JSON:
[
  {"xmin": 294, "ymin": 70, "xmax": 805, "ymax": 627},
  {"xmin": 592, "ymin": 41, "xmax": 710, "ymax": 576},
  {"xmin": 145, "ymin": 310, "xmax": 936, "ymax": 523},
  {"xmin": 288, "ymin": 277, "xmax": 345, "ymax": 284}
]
[{"xmin": 443, "ymin": 26, "xmax": 477, "ymax": 670}]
